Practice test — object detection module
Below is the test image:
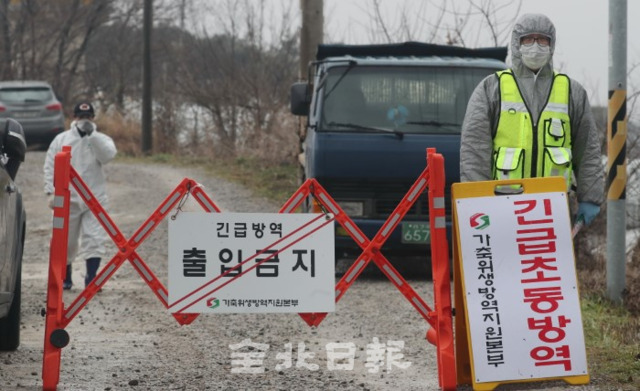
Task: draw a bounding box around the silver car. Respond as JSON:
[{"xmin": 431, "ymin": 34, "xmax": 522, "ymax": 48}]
[
  {"xmin": 0, "ymin": 118, "xmax": 26, "ymax": 351},
  {"xmin": 0, "ymin": 81, "xmax": 65, "ymax": 149}
]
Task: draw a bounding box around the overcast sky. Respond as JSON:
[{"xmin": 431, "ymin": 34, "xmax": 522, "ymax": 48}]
[{"xmin": 324, "ymin": 0, "xmax": 640, "ymax": 108}]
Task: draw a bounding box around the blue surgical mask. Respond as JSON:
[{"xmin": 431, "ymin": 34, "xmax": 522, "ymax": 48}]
[{"xmin": 520, "ymin": 43, "xmax": 551, "ymax": 71}]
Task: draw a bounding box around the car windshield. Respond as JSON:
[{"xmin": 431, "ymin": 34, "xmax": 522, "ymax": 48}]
[
  {"xmin": 320, "ymin": 65, "xmax": 496, "ymax": 134},
  {"xmin": 0, "ymin": 87, "xmax": 53, "ymax": 103}
]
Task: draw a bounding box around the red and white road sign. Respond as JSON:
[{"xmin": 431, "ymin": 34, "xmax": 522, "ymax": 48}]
[
  {"xmin": 456, "ymin": 191, "xmax": 587, "ymax": 383},
  {"xmin": 168, "ymin": 212, "xmax": 335, "ymax": 314}
]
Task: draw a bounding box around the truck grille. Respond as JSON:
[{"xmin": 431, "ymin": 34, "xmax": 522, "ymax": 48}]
[
  {"xmin": 375, "ymin": 198, "xmax": 428, "ymax": 217},
  {"xmin": 319, "ymin": 180, "xmax": 451, "ymax": 219}
]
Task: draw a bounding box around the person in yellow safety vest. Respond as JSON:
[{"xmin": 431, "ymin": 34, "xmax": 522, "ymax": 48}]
[{"xmin": 460, "ymin": 13, "xmax": 604, "ymax": 226}]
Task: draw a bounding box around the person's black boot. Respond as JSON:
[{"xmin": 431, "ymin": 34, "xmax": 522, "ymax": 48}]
[
  {"xmin": 63, "ymin": 264, "xmax": 72, "ymax": 290},
  {"xmin": 85, "ymin": 257, "xmax": 101, "ymax": 287}
]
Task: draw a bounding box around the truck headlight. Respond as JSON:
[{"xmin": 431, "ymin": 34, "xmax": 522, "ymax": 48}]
[{"xmin": 339, "ymin": 201, "xmax": 364, "ymax": 217}]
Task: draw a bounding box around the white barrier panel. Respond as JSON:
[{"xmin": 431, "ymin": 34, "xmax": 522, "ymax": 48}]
[{"xmin": 168, "ymin": 212, "xmax": 335, "ymax": 314}]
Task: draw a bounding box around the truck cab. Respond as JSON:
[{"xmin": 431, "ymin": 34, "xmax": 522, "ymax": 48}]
[{"xmin": 291, "ymin": 42, "xmax": 507, "ymax": 258}]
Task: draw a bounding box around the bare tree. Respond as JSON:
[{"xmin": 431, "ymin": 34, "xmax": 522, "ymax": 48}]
[
  {"xmin": 54, "ymin": 0, "xmax": 113, "ymax": 103},
  {"xmin": 173, "ymin": 0, "xmax": 298, "ymax": 159},
  {"xmin": 350, "ymin": 0, "xmax": 521, "ymax": 47},
  {"xmin": 0, "ymin": 0, "xmax": 114, "ymax": 107},
  {"xmin": 84, "ymin": 5, "xmax": 143, "ymax": 112},
  {"xmin": 0, "ymin": 0, "xmax": 533, "ymax": 163},
  {"xmin": 353, "ymin": 0, "xmax": 433, "ymax": 44},
  {"xmin": 466, "ymin": 0, "xmax": 521, "ymax": 46},
  {"xmin": 0, "ymin": 0, "xmax": 12, "ymax": 79}
]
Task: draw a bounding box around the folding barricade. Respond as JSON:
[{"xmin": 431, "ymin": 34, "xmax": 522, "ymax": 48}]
[{"xmin": 42, "ymin": 146, "xmax": 455, "ymax": 391}]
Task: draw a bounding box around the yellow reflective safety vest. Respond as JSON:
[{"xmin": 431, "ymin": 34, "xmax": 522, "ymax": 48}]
[{"xmin": 493, "ymin": 70, "xmax": 572, "ymax": 190}]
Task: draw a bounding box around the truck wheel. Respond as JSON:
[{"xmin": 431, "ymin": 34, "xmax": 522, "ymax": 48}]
[{"xmin": 0, "ymin": 263, "xmax": 21, "ymax": 351}]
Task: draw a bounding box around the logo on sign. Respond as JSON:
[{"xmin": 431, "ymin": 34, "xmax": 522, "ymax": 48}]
[
  {"xmin": 470, "ymin": 213, "xmax": 490, "ymax": 230},
  {"xmin": 207, "ymin": 297, "xmax": 220, "ymax": 309}
]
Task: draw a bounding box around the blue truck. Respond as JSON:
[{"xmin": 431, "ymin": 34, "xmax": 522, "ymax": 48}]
[{"xmin": 290, "ymin": 42, "xmax": 507, "ymax": 258}]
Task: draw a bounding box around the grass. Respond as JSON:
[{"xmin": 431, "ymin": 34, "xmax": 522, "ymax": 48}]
[
  {"xmin": 574, "ymin": 221, "xmax": 640, "ymax": 389},
  {"xmin": 124, "ymin": 152, "xmax": 640, "ymax": 389},
  {"xmin": 204, "ymin": 156, "xmax": 300, "ymax": 202},
  {"xmin": 581, "ymin": 295, "xmax": 640, "ymax": 389}
]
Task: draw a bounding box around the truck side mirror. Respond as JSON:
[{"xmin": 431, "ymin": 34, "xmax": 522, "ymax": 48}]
[{"xmin": 290, "ymin": 82, "xmax": 311, "ymax": 116}]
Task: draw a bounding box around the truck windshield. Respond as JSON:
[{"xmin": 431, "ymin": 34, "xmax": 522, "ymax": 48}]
[{"xmin": 320, "ymin": 65, "xmax": 495, "ymax": 134}]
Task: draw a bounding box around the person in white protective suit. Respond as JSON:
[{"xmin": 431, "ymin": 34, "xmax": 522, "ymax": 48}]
[
  {"xmin": 460, "ymin": 13, "xmax": 604, "ymax": 226},
  {"xmin": 44, "ymin": 102, "xmax": 117, "ymax": 290}
]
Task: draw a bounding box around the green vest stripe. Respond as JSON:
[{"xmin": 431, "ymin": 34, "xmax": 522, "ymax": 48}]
[{"xmin": 493, "ymin": 70, "xmax": 573, "ymax": 190}]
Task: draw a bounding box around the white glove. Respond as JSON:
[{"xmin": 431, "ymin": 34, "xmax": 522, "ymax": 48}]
[{"xmin": 47, "ymin": 193, "xmax": 54, "ymax": 209}]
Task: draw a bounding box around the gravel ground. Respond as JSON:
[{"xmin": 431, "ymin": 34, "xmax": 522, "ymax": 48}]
[{"xmin": 0, "ymin": 151, "xmax": 602, "ymax": 391}]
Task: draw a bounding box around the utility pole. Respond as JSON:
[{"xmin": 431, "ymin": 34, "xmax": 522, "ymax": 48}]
[
  {"xmin": 142, "ymin": 0, "xmax": 153, "ymax": 154},
  {"xmin": 607, "ymin": 0, "xmax": 627, "ymax": 304},
  {"xmin": 297, "ymin": 0, "xmax": 323, "ymax": 183},
  {"xmin": 299, "ymin": 0, "xmax": 323, "ymax": 80}
]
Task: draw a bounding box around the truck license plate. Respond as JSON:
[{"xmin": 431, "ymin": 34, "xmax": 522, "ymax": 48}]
[{"xmin": 401, "ymin": 222, "xmax": 430, "ymax": 244}]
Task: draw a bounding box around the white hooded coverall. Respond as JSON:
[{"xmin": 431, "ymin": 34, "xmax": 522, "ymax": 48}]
[{"xmin": 43, "ymin": 120, "xmax": 117, "ymax": 265}]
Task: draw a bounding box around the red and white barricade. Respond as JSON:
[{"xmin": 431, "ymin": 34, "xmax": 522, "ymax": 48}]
[{"xmin": 42, "ymin": 146, "xmax": 455, "ymax": 390}]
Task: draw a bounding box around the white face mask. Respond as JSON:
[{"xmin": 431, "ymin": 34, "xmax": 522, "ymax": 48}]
[
  {"xmin": 520, "ymin": 43, "xmax": 551, "ymax": 71},
  {"xmin": 76, "ymin": 119, "xmax": 94, "ymax": 133}
]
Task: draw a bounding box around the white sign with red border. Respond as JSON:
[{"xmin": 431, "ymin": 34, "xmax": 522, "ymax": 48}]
[
  {"xmin": 456, "ymin": 191, "xmax": 588, "ymax": 383},
  {"xmin": 168, "ymin": 212, "xmax": 335, "ymax": 314}
]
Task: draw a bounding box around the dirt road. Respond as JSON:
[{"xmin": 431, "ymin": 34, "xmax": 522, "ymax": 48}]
[{"xmin": 1, "ymin": 151, "xmax": 599, "ymax": 391}]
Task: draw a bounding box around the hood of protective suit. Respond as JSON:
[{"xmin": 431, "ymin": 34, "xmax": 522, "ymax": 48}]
[{"xmin": 511, "ymin": 13, "xmax": 556, "ymax": 75}]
